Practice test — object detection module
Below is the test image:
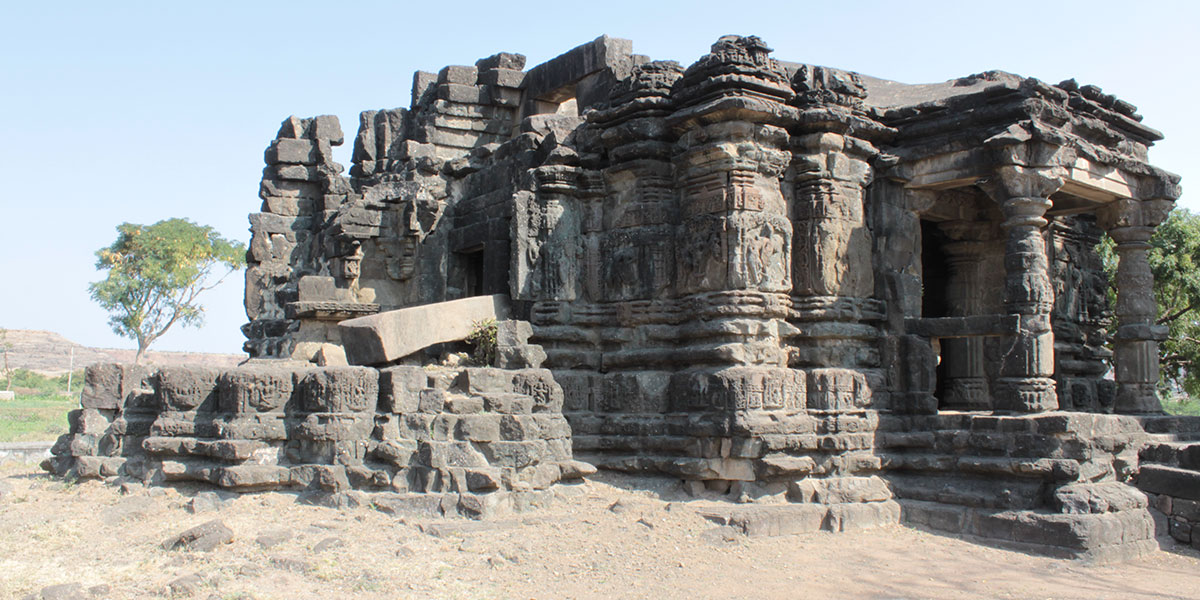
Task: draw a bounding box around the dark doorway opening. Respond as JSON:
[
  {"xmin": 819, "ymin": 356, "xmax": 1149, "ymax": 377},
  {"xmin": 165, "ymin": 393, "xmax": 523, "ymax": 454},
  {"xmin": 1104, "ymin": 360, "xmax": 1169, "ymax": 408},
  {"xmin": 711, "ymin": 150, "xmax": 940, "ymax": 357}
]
[
  {"xmin": 460, "ymin": 246, "xmax": 485, "ymax": 297},
  {"xmin": 921, "ymin": 219, "xmax": 952, "ymax": 319},
  {"xmin": 921, "ymin": 219, "xmax": 952, "ymax": 405}
]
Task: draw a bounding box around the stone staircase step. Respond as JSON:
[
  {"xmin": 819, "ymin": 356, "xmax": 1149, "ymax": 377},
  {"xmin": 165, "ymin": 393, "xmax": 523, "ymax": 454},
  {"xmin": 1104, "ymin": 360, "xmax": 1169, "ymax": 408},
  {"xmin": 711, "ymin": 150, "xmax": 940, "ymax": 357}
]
[
  {"xmin": 1140, "ymin": 440, "xmax": 1200, "ymax": 470},
  {"xmin": 886, "ymin": 472, "xmax": 1046, "ymax": 510},
  {"xmin": 1135, "ymin": 464, "xmax": 1200, "ymax": 501}
]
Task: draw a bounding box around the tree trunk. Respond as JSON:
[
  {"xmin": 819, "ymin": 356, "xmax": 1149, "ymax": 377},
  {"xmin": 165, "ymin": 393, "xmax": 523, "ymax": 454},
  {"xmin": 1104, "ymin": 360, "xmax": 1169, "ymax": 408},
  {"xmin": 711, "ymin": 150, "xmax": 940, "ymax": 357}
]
[{"xmin": 135, "ymin": 342, "xmax": 147, "ymax": 365}]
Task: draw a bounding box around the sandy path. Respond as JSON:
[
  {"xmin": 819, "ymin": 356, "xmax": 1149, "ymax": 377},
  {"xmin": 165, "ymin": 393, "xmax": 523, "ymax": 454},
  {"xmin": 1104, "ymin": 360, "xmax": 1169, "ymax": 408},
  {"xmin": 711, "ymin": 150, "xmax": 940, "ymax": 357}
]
[{"xmin": 1, "ymin": 464, "xmax": 1197, "ymax": 600}]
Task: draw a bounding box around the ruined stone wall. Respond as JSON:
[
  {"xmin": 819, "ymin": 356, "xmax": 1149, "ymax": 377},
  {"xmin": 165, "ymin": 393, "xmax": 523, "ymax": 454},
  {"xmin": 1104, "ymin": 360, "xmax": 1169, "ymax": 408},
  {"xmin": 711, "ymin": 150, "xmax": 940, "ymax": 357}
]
[{"xmin": 45, "ymin": 363, "xmax": 590, "ymax": 517}]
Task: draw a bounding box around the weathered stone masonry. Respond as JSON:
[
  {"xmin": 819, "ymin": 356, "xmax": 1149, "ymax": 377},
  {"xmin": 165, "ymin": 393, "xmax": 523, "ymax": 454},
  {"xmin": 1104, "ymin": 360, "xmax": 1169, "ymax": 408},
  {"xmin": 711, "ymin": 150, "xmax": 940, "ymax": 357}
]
[
  {"xmin": 49, "ymin": 35, "xmax": 1200, "ymax": 560},
  {"xmin": 46, "ymin": 361, "xmax": 592, "ymax": 517}
]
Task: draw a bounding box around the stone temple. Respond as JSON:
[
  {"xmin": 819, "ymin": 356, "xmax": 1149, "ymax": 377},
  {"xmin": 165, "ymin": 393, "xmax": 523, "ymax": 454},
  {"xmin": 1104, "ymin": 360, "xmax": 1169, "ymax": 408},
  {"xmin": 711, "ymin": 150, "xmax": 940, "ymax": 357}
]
[{"xmin": 48, "ymin": 35, "xmax": 1200, "ymax": 561}]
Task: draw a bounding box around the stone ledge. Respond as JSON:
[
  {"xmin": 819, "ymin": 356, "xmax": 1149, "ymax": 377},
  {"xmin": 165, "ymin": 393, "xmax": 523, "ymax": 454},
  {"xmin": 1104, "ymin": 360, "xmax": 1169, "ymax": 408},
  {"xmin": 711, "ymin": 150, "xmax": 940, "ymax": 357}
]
[
  {"xmin": 0, "ymin": 441, "xmax": 53, "ymax": 464},
  {"xmin": 697, "ymin": 500, "xmax": 900, "ymax": 536}
]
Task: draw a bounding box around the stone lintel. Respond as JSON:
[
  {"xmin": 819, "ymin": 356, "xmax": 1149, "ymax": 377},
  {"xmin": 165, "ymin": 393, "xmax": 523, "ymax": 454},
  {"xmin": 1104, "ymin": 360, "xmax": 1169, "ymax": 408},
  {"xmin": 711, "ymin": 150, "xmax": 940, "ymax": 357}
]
[
  {"xmin": 905, "ymin": 315, "xmax": 1022, "ymax": 339},
  {"xmin": 286, "ymin": 301, "xmax": 380, "ymax": 321},
  {"xmin": 522, "ymin": 35, "xmax": 633, "ymax": 106}
]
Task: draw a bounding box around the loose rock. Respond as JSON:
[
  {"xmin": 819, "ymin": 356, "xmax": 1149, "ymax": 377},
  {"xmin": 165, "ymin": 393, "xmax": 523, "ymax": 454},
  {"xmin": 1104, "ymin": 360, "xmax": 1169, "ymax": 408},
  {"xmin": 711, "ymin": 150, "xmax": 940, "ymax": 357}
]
[{"xmin": 162, "ymin": 520, "xmax": 234, "ymax": 552}]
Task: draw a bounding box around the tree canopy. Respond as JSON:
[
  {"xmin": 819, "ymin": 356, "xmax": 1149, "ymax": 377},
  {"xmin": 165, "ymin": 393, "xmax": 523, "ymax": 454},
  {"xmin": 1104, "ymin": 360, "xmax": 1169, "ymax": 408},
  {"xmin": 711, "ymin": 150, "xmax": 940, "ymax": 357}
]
[
  {"xmin": 89, "ymin": 218, "xmax": 246, "ymax": 363},
  {"xmin": 1147, "ymin": 209, "xmax": 1200, "ymax": 397}
]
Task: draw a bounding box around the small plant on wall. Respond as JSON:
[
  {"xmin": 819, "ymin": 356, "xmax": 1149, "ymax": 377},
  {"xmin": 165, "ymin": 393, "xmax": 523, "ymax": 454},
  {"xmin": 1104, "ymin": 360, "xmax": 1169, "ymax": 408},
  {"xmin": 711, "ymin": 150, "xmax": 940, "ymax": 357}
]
[{"xmin": 466, "ymin": 318, "xmax": 498, "ymax": 366}]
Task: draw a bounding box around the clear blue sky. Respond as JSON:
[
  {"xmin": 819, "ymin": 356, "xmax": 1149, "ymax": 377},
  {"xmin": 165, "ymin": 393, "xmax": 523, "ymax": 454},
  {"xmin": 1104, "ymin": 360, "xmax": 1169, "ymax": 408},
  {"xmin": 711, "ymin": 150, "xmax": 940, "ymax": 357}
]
[{"xmin": 1, "ymin": 0, "xmax": 1196, "ymax": 354}]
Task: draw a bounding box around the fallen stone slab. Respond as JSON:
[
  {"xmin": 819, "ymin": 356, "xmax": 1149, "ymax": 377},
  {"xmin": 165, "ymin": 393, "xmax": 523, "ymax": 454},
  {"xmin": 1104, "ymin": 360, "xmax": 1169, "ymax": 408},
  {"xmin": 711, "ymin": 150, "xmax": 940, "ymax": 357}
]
[
  {"xmin": 313, "ymin": 536, "xmax": 345, "ymax": 553},
  {"xmin": 185, "ymin": 491, "xmax": 227, "ymax": 514},
  {"xmin": 162, "ymin": 519, "xmax": 234, "ymax": 552},
  {"xmin": 339, "ymin": 294, "xmax": 510, "ymax": 365},
  {"xmin": 269, "ymin": 554, "xmax": 315, "ymax": 573},
  {"xmin": 370, "ymin": 493, "xmax": 453, "ymax": 518},
  {"xmin": 417, "ymin": 520, "xmax": 512, "ymax": 538},
  {"xmin": 0, "ymin": 441, "xmax": 54, "ymax": 464}
]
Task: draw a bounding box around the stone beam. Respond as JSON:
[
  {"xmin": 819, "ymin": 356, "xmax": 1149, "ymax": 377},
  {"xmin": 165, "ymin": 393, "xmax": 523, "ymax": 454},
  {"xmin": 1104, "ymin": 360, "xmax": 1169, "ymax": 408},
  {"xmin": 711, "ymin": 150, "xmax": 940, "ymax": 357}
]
[
  {"xmin": 338, "ymin": 294, "xmax": 511, "ymax": 366},
  {"xmin": 903, "ymin": 149, "xmax": 1143, "ymax": 208},
  {"xmin": 899, "ymin": 147, "xmax": 993, "ymax": 190},
  {"xmin": 520, "ymin": 35, "xmax": 636, "ymax": 115},
  {"xmin": 1059, "ymin": 157, "xmax": 1138, "ymax": 202},
  {"xmin": 905, "ymin": 314, "xmax": 1022, "ymax": 338}
]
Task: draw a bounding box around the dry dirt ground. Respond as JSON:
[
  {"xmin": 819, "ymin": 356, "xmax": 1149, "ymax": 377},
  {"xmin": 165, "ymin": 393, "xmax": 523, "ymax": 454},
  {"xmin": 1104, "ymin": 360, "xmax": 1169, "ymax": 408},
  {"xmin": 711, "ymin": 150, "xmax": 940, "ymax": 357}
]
[{"xmin": 2, "ymin": 463, "xmax": 1199, "ymax": 600}]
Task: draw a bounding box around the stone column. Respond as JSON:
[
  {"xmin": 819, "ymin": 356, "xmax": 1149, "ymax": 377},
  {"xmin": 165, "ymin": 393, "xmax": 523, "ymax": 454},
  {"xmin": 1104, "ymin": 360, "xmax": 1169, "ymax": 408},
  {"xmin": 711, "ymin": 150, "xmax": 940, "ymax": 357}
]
[
  {"xmin": 937, "ymin": 221, "xmax": 997, "ymax": 410},
  {"xmin": 510, "ymin": 163, "xmax": 582, "ymax": 305},
  {"xmin": 992, "ymin": 166, "xmax": 1061, "ymax": 412},
  {"xmin": 532, "ymin": 165, "xmax": 582, "ymax": 302},
  {"xmin": 1098, "ymin": 198, "xmax": 1173, "ymax": 413}
]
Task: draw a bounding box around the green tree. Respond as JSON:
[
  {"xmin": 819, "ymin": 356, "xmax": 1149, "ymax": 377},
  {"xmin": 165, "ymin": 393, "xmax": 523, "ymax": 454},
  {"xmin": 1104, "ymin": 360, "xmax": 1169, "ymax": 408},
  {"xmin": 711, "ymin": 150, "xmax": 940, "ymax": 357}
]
[
  {"xmin": 89, "ymin": 219, "xmax": 246, "ymax": 364},
  {"xmin": 1101, "ymin": 208, "xmax": 1200, "ymax": 398},
  {"xmin": 1148, "ymin": 209, "xmax": 1200, "ymax": 397}
]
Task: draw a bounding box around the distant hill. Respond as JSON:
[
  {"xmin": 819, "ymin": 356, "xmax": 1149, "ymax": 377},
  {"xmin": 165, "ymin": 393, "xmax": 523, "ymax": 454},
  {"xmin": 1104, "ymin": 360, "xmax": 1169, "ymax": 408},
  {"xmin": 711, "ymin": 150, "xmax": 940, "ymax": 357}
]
[{"xmin": 1, "ymin": 329, "xmax": 247, "ymax": 375}]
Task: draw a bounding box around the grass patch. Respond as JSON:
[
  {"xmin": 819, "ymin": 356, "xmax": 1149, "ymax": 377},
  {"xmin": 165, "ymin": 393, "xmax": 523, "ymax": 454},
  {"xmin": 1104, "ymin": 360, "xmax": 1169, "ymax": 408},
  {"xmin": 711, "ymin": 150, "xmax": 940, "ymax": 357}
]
[
  {"xmin": 1162, "ymin": 394, "xmax": 1200, "ymax": 417},
  {"xmin": 0, "ymin": 369, "xmax": 82, "ymax": 443}
]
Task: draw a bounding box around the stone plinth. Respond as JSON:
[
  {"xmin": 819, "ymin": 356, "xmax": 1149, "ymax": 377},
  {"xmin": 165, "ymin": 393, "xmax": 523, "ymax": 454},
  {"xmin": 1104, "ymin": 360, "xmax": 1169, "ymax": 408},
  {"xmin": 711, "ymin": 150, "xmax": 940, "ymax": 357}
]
[{"xmin": 45, "ymin": 362, "xmax": 590, "ymax": 518}]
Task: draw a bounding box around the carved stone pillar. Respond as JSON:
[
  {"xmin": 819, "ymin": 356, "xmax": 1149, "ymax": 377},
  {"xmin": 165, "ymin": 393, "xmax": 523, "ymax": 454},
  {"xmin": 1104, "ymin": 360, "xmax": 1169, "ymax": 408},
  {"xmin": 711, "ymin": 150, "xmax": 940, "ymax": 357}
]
[
  {"xmin": 1097, "ymin": 198, "xmax": 1174, "ymax": 413},
  {"xmin": 512, "ymin": 164, "xmax": 582, "ymax": 303},
  {"xmin": 937, "ymin": 221, "xmax": 998, "ymax": 410},
  {"xmin": 992, "ymin": 166, "xmax": 1061, "ymax": 412}
]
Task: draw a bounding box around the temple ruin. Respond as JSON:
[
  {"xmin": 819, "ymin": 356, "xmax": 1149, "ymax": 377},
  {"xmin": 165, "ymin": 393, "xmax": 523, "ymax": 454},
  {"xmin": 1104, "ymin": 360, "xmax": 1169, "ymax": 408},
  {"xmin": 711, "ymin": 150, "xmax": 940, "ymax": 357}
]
[{"xmin": 48, "ymin": 35, "xmax": 1200, "ymax": 561}]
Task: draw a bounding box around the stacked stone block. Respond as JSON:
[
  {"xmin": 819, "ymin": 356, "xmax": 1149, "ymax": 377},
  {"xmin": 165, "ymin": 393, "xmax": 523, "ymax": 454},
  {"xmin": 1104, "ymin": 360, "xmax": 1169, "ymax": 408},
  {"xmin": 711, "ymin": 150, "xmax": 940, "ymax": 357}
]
[
  {"xmin": 244, "ymin": 115, "xmax": 355, "ymax": 358},
  {"xmin": 47, "ymin": 363, "xmax": 588, "ymax": 518},
  {"xmin": 1137, "ymin": 436, "xmax": 1200, "ymax": 551}
]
